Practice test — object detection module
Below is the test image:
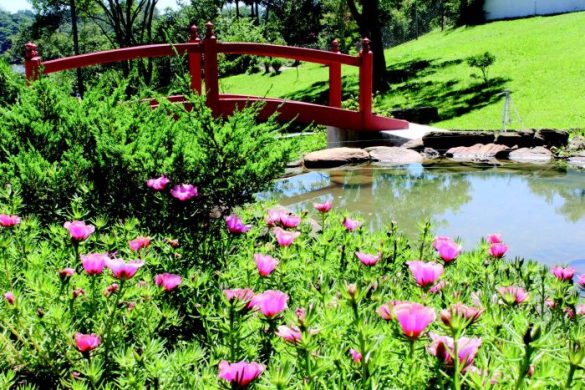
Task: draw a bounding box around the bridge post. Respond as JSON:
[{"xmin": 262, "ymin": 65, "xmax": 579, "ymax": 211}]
[
  {"xmin": 359, "ymin": 37, "xmax": 373, "ymax": 130},
  {"xmin": 24, "ymin": 42, "xmax": 41, "ymax": 86},
  {"xmin": 203, "ymin": 21, "xmax": 219, "ymax": 115},
  {"xmin": 329, "ymin": 39, "xmax": 342, "ymax": 108},
  {"xmin": 189, "ymin": 25, "xmax": 202, "ymax": 94}
]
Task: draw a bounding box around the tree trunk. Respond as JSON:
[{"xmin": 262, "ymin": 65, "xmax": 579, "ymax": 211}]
[
  {"xmin": 235, "ymin": 1, "xmax": 239, "ymax": 18},
  {"xmin": 69, "ymin": 0, "xmax": 84, "ymax": 96},
  {"xmin": 347, "ymin": 0, "xmax": 387, "ymax": 91}
]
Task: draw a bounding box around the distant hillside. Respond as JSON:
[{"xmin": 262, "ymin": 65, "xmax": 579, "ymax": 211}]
[{"xmin": 221, "ymin": 12, "xmax": 585, "ymax": 130}]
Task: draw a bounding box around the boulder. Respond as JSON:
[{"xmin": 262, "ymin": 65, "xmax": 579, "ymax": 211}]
[
  {"xmin": 303, "ymin": 148, "xmax": 370, "ymax": 169},
  {"xmin": 422, "ymin": 147, "xmax": 440, "ymax": 159},
  {"xmin": 446, "ymin": 143, "xmax": 510, "ymax": 162},
  {"xmin": 534, "ymin": 129, "xmax": 569, "ymax": 148},
  {"xmin": 508, "ymin": 147, "xmax": 553, "ymax": 163},
  {"xmin": 287, "ymin": 159, "xmax": 302, "ymax": 168},
  {"xmin": 401, "ymin": 138, "xmax": 425, "ymax": 151},
  {"xmin": 495, "ymin": 130, "xmax": 535, "ymax": 148},
  {"xmin": 367, "ymin": 147, "xmax": 423, "ymax": 165},
  {"xmin": 423, "ymin": 131, "xmax": 496, "ymax": 151},
  {"xmin": 567, "ymin": 156, "xmax": 585, "ymax": 168},
  {"xmin": 567, "ymin": 136, "xmax": 585, "ymax": 153}
]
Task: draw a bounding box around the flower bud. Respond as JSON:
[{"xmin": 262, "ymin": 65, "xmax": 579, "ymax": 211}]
[
  {"xmin": 72, "ymin": 288, "xmax": 85, "ymax": 299},
  {"xmin": 347, "ymin": 284, "xmax": 358, "ymax": 299}
]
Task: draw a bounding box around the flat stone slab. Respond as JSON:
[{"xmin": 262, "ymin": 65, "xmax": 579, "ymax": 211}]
[
  {"xmin": 508, "ymin": 147, "xmax": 553, "ymax": 163},
  {"xmin": 380, "ymin": 123, "xmax": 446, "ymax": 146},
  {"xmin": 303, "ymin": 147, "xmax": 370, "ymax": 169},
  {"xmin": 367, "ymin": 146, "xmax": 423, "ymax": 165},
  {"xmin": 423, "ymin": 131, "xmax": 496, "ymax": 151},
  {"xmin": 446, "ymin": 143, "xmax": 510, "ymax": 161},
  {"xmin": 495, "ymin": 131, "xmax": 535, "ymax": 148},
  {"xmin": 568, "ymin": 156, "xmax": 585, "ymax": 168}
]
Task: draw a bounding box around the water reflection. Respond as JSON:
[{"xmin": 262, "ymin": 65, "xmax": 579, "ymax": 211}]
[{"xmin": 260, "ymin": 163, "xmax": 585, "ymax": 266}]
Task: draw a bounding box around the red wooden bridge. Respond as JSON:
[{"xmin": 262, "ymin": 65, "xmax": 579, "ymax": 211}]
[{"xmin": 24, "ymin": 22, "xmax": 408, "ymax": 132}]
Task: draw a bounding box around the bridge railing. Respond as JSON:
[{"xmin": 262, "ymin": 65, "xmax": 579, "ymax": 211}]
[{"xmin": 24, "ymin": 22, "xmax": 408, "ymax": 131}]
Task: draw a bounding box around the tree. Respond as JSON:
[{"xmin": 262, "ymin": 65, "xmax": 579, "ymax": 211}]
[
  {"xmin": 346, "ymin": 0, "xmax": 388, "ymax": 91},
  {"xmin": 262, "ymin": 0, "xmax": 322, "ymax": 47}
]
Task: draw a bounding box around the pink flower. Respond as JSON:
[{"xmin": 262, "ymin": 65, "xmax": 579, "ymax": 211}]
[
  {"xmin": 407, "ymin": 261, "xmax": 444, "ymax": 288},
  {"xmin": 577, "ymin": 304, "xmax": 585, "ymax": 316},
  {"xmin": 226, "ymin": 214, "xmax": 251, "ymax": 234},
  {"xmin": 105, "ymin": 259, "xmax": 144, "ymax": 280},
  {"xmin": 280, "ymin": 213, "xmax": 301, "ymax": 228},
  {"xmin": 146, "ymin": 175, "xmax": 170, "ymax": 191},
  {"xmin": 4, "ymin": 291, "xmax": 15, "ymax": 305},
  {"xmin": 551, "ymin": 266, "xmax": 575, "ymax": 282},
  {"xmin": 254, "ymin": 254, "xmax": 278, "ymax": 277},
  {"xmin": 435, "ymin": 240, "xmax": 461, "ymax": 263},
  {"xmin": 497, "ymin": 286, "xmax": 529, "ymax": 305},
  {"xmin": 224, "ymin": 288, "xmax": 255, "ymax": 303},
  {"xmin": 430, "ymin": 281, "xmax": 446, "ymax": 294},
  {"xmin": 276, "ymin": 325, "xmax": 302, "ymax": 344},
  {"xmin": 59, "ymin": 268, "xmax": 75, "ymax": 280},
  {"xmin": 129, "ymin": 236, "xmax": 150, "ymax": 252},
  {"xmin": 440, "ymin": 303, "xmax": 483, "ymax": 328},
  {"xmin": 428, "ymin": 333, "xmax": 482, "ymax": 370},
  {"xmin": 103, "ymin": 283, "xmax": 119, "ymax": 297},
  {"xmin": 73, "ymin": 288, "xmax": 85, "ymax": 298},
  {"xmin": 545, "ymin": 297, "xmax": 556, "ymax": 309},
  {"xmin": 64, "ymin": 221, "xmax": 95, "ymax": 241},
  {"xmin": 266, "ymin": 208, "xmax": 286, "ymax": 226},
  {"xmin": 489, "ymin": 243, "xmax": 508, "ymax": 258},
  {"xmin": 578, "ymin": 274, "xmax": 585, "ymax": 289},
  {"xmin": 218, "ymin": 360, "xmax": 265, "ymax": 387},
  {"xmin": 314, "ymin": 200, "xmax": 332, "ymax": 213},
  {"xmin": 273, "ymin": 227, "xmax": 300, "ymax": 247},
  {"xmin": 80, "ymin": 253, "xmax": 108, "ymax": 275},
  {"xmin": 250, "ymin": 290, "xmax": 288, "ymax": 318},
  {"xmin": 170, "ymin": 184, "xmax": 198, "ymax": 201},
  {"xmin": 342, "ymin": 217, "xmax": 361, "ymax": 232},
  {"xmin": 154, "ymin": 273, "xmax": 182, "ymax": 292},
  {"xmin": 0, "ymin": 214, "xmax": 20, "ymax": 227},
  {"xmin": 74, "ymin": 333, "xmax": 100, "ymax": 353},
  {"xmin": 349, "ymin": 348, "xmax": 362, "ymax": 363},
  {"xmin": 356, "ymin": 251, "xmax": 381, "ymax": 266},
  {"xmin": 486, "ymin": 233, "xmax": 503, "ymax": 244},
  {"xmin": 377, "ymin": 301, "xmax": 406, "ymax": 321},
  {"xmin": 393, "ymin": 302, "xmax": 436, "ymax": 340},
  {"xmin": 432, "ymin": 236, "xmax": 452, "ymax": 250}
]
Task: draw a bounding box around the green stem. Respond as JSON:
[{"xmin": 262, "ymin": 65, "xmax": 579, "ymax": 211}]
[
  {"xmin": 228, "ymin": 301, "xmax": 236, "ymax": 361},
  {"xmin": 409, "ymin": 340, "xmax": 416, "ymax": 389},
  {"xmin": 103, "ymin": 280, "xmax": 124, "ymax": 367},
  {"xmin": 453, "ymin": 334, "xmax": 461, "ymax": 390},
  {"xmin": 565, "ymin": 364, "xmax": 576, "ymax": 389}
]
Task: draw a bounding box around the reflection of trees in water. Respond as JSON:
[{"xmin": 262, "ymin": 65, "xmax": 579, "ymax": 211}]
[
  {"xmin": 333, "ymin": 168, "xmax": 472, "ymax": 236},
  {"xmin": 525, "ymin": 169, "xmax": 585, "ymax": 223}
]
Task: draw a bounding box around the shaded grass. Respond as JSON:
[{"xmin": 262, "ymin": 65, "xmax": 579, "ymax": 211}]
[{"xmin": 220, "ymin": 12, "xmax": 585, "ymax": 130}]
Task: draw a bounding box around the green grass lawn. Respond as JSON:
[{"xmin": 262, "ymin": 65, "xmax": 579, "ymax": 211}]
[{"xmin": 220, "ymin": 12, "xmax": 585, "ymax": 130}]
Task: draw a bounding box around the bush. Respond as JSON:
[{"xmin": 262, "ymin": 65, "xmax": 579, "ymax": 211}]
[
  {"xmin": 0, "ymin": 202, "xmax": 583, "ymax": 388},
  {"xmin": 271, "ymin": 58, "xmax": 283, "ymax": 74},
  {"xmin": 0, "ymin": 58, "xmax": 22, "ymax": 106},
  {"xmin": 0, "ymin": 78, "xmax": 292, "ymax": 259},
  {"xmin": 467, "ymin": 51, "xmax": 496, "ymax": 84}
]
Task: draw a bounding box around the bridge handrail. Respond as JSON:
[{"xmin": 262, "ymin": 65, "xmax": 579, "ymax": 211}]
[
  {"xmin": 42, "ymin": 43, "xmax": 201, "ymax": 74},
  {"xmin": 23, "ymin": 21, "xmax": 408, "ymax": 131},
  {"xmin": 217, "ymin": 42, "xmax": 360, "ymax": 67}
]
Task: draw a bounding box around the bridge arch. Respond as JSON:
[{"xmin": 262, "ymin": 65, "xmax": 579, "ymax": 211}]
[{"xmin": 24, "ymin": 22, "xmax": 408, "ymax": 132}]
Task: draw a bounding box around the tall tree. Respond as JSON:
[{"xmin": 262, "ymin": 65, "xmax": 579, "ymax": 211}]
[{"xmin": 346, "ymin": 0, "xmax": 387, "ymax": 91}]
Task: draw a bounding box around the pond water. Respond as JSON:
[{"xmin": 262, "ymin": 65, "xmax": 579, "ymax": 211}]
[{"xmin": 260, "ymin": 163, "xmax": 585, "ymax": 268}]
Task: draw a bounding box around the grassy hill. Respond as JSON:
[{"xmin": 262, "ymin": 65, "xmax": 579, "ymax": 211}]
[{"xmin": 220, "ymin": 12, "xmax": 585, "ymax": 130}]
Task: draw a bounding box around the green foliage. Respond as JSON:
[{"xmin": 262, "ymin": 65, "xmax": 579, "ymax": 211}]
[
  {"xmin": 0, "ymin": 198, "xmax": 583, "ymax": 387},
  {"xmin": 0, "ymin": 58, "xmax": 22, "ymax": 106},
  {"xmin": 0, "ymin": 77, "xmax": 292, "ymax": 244},
  {"xmin": 271, "ymin": 58, "xmax": 283, "ymax": 74},
  {"xmin": 467, "ymin": 51, "xmax": 496, "ymax": 84}
]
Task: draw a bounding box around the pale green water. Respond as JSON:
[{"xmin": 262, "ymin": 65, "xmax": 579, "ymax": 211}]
[{"xmin": 261, "ymin": 163, "xmax": 585, "ymax": 268}]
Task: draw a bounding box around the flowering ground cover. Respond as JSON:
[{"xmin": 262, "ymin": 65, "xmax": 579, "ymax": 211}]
[{"xmin": 0, "ymin": 189, "xmax": 584, "ymax": 389}]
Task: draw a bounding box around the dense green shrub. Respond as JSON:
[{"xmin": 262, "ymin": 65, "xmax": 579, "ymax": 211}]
[
  {"xmin": 0, "ymin": 201, "xmax": 583, "ymax": 388},
  {"xmin": 0, "ymin": 58, "xmax": 22, "ymax": 106},
  {"xmin": 0, "ymin": 78, "xmax": 292, "ymax": 247}
]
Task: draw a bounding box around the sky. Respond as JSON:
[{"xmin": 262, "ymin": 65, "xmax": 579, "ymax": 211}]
[{"xmin": 0, "ymin": 0, "xmax": 181, "ymax": 14}]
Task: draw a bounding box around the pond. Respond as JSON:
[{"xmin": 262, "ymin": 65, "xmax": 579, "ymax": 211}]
[{"xmin": 260, "ymin": 162, "xmax": 585, "ymax": 268}]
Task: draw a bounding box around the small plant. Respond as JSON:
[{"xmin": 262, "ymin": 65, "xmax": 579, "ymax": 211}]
[
  {"xmin": 271, "ymin": 58, "xmax": 283, "ymax": 74},
  {"xmin": 467, "ymin": 51, "xmax": 496, "ymax": 84}
]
